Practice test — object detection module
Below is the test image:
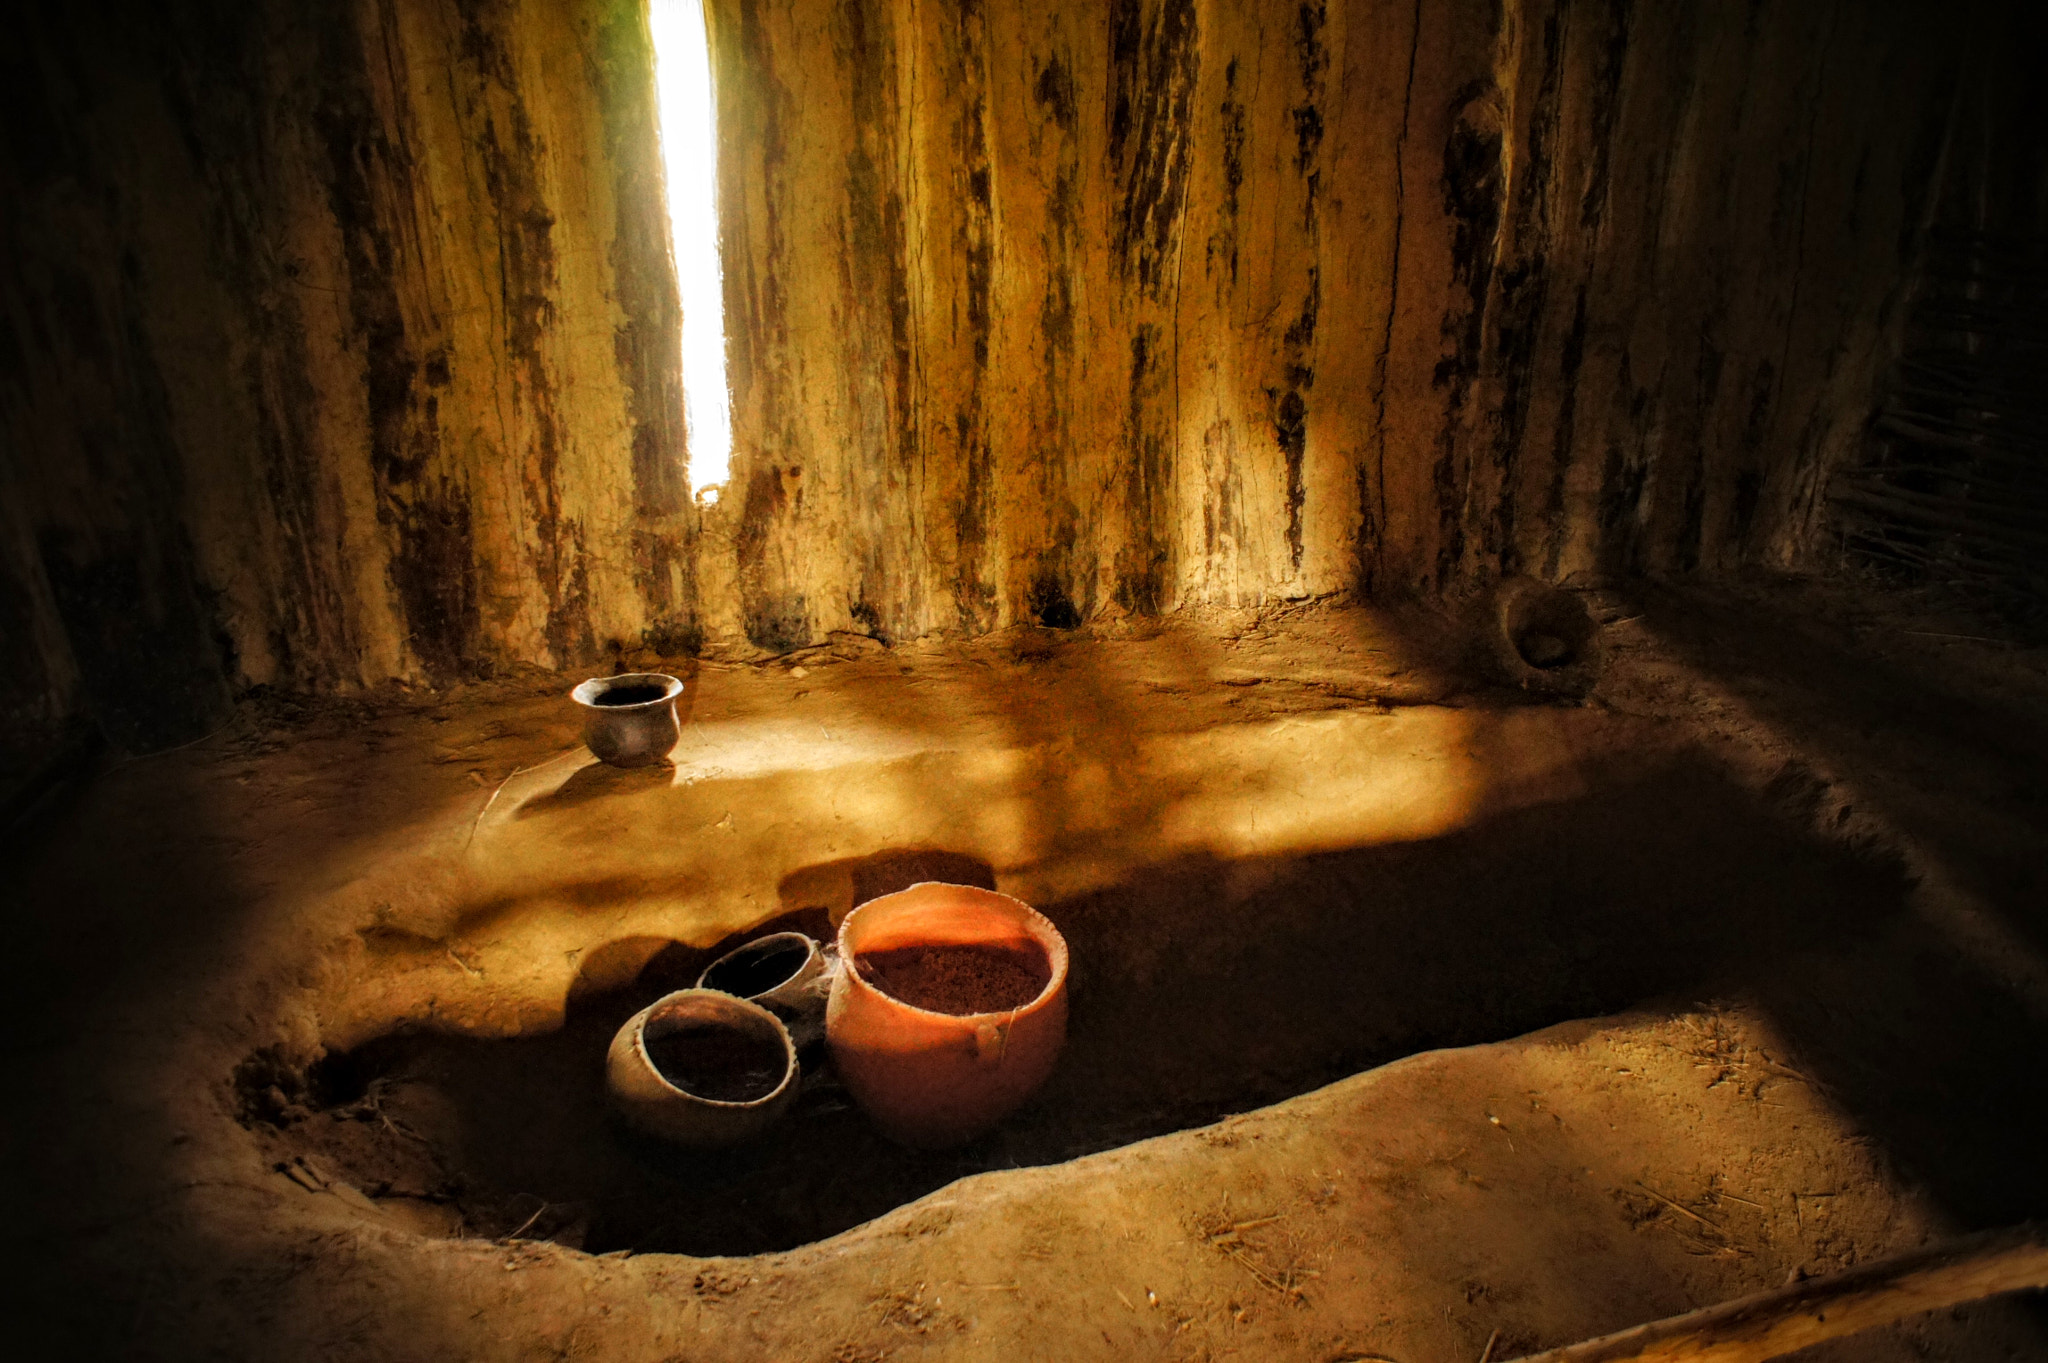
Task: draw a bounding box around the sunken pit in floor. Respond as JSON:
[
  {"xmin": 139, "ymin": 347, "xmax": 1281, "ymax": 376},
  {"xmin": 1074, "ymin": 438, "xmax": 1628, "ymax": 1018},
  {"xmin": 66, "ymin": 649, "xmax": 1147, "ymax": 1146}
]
[{"xmin": 244, "ymin": 752, "xmax": 1906, "ymax": 1256}]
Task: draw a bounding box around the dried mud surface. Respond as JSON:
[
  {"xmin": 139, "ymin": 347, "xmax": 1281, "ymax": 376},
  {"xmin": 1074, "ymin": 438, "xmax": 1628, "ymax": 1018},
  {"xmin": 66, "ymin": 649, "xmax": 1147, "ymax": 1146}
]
[{"xmin": 13, "ymin": 587, "xmax": 2048, "ymax": 1360}]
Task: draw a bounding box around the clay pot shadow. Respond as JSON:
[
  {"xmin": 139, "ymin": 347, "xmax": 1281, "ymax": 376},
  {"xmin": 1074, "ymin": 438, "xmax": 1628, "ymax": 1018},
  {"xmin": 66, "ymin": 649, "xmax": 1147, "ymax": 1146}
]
[
  {"xmin": 515, "ymin": 760, "xmax": 673, "ymax": 819},
  {"xmin": 775, "ymin": 847, "xmax": 997, "ymax": 924}
]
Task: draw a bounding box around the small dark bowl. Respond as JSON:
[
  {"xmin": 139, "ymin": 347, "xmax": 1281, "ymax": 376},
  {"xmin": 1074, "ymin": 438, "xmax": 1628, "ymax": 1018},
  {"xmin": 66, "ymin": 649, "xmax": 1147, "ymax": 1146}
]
[{"xmin": 571, "ymin": 673, "xmax": 684, "ymax": 767}]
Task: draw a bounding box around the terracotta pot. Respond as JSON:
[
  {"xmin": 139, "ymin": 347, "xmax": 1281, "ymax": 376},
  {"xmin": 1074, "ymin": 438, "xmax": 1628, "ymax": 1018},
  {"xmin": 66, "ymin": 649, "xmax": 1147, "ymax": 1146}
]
[
  {"xmin": 571, "ymin": 673, "xmax": 683, "ymax": 767},
  {"xmin": 696, "ymin": 931, "xmax": 834, "ymax": 1048},
  {"xmin": 826, "ymin": 882, "xmax": 1069, "ymax": 1149},
  {"xmin": 606, "ymin": 989, "xmax": 797, "ymax": 1147}
]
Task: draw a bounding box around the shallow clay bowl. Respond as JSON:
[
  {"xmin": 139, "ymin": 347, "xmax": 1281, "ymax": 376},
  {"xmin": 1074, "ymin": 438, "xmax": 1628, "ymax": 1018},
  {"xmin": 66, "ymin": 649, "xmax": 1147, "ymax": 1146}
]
[
  {"xmin": 606, "ymin": 989, "xmax": 798, "ymax": 1147},
  {"xmin": 696, "ymin": 931, "xmax": 832, "ymax": 1047}
]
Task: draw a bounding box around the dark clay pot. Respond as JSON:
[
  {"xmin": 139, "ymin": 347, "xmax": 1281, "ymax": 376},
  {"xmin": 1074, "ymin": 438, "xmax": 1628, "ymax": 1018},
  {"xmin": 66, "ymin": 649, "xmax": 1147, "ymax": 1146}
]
[
  {"xmin": 1490, "ymin": 578, "xmax": 1604, "ymax": 697},
  {"xmin": 571, "ymin": 673, "xmax": 683, "ymax": 767},
  {"xmin": 697, "ymin": 931, "xmax": 834, "ymax": 1048}
]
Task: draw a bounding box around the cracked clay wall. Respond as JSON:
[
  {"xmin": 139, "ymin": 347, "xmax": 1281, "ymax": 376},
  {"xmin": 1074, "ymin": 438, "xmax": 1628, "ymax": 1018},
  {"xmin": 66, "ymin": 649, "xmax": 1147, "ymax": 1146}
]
[
  {"xmin": 1, "ymin": 0, "xmax": 1978, "ymax": 751},
  {"xmin": 706, "ymin": 0, "xmax": 1969, "ymax": 649},
  {"xmin": 2, "ymin": 0, "xmax": 689, "ymax": 752}
]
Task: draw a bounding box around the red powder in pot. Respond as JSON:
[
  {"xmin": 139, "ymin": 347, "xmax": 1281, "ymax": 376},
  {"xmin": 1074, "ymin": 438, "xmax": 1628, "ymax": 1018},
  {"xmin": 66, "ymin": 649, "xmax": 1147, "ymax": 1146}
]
[{"xmin": 854, "ymin": 942, "xmax": 1051, "ymax": 1015}]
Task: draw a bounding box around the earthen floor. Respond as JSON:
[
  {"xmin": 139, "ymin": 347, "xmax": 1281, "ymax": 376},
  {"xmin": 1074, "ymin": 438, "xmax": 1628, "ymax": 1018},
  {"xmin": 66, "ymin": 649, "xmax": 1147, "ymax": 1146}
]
[{"xmin": 16, "ymin": 583, "xmax": 2048, "ymax": 1360}]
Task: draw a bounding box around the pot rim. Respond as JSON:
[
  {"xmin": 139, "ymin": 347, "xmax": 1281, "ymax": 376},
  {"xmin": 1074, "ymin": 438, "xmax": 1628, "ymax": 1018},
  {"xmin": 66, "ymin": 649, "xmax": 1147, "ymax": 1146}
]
[
  {"xmin": 836, "ymin": 882, "xmax": 1069, "ymax": 1021},
  {"xmin": 630, "ymin": 988, "xmax": 798, "ymax": 1109},
  {"xmin": 570, "ymin": 672, "xmax": 685, "ymax": 710}
]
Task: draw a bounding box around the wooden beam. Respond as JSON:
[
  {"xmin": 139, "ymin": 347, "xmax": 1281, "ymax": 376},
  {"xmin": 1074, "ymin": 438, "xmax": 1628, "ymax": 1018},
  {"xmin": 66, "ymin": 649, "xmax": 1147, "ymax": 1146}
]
[{"xmin": 1504, "ymin": 1222, "xmax": 2048, "ymax": 1363}]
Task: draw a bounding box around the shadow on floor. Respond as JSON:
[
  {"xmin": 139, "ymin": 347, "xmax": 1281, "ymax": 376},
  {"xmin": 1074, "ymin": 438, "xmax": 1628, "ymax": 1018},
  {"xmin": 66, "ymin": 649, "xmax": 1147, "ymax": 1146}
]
[{"xmin": 1624, "ymin": 582, "xmax": 2048, "ymax": 1235}]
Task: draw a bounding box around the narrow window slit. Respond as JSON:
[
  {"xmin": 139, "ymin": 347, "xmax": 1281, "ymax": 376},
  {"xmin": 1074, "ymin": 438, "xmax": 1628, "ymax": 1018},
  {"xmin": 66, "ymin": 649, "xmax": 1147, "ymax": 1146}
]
[{"xmin": 649, "ymin": 0, "xmax": 731, "ymax": 501}]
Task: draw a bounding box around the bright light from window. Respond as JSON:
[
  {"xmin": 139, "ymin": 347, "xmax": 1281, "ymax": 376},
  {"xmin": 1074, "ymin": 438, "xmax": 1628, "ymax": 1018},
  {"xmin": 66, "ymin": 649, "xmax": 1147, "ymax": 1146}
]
[{"xmin": 649, "ymin": 0, "xmax": 730, "ymax": 497}]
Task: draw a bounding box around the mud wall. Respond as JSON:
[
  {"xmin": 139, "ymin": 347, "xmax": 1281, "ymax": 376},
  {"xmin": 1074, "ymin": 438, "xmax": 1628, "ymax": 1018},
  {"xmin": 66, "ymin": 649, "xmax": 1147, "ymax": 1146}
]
[
  {"xmin": 0, "ymin": 0, "xmax": 1990, "ymax": 748},
  {"xmin": 707, "ymin": 0, "xmax": 1971, "ymax": 647},
  {"xmin": 0, "ymin": 0, "xmax": 688, "ymax": 751},
  {"xmin": 1824, "ymin": 5, "xmax": 2048, "ymax": 621}
]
